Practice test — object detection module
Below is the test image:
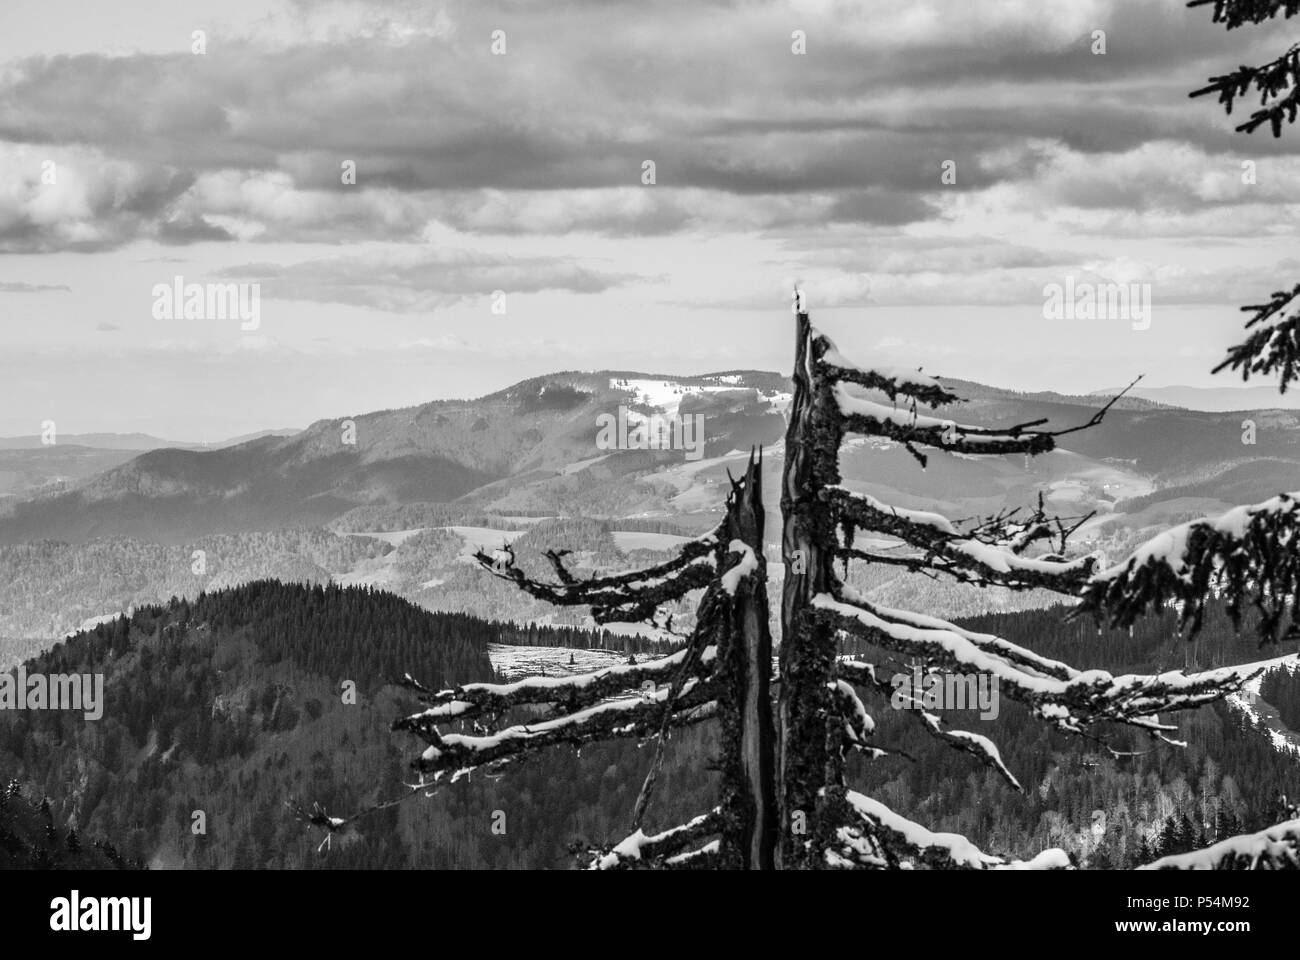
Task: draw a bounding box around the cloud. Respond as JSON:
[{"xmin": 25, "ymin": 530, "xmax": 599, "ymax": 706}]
[
  {"xmin": 0, "ymin": 143, "xmax": 197, "ymax": 252},
  {"xmin": 0, "ymin": 280, "xmax": 70, "ymax": 292},
  {"xmin": 214, "ymin": 248, "xmax": 648, "ymax": 311},
  {"xmin": 0, "ymin": 0, "xmax": 1284, "ymax": 251}
]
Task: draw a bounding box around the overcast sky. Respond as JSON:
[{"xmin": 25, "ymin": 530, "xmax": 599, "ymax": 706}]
[{"xmin": 0, "ymin": 0, "xmax": 1296, "ymax": 438}]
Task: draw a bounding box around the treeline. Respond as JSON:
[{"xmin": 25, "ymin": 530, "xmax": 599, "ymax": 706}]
[
  {"xmin": 608, "ymin": 518, "xmax": 692, "ymax": 537},
  {"xmin": 1260, "ymin": 665, "xmax": 1300, "ymax": 735},
  {"xmin": 503, "ymin": 622, "xmax": 676, "ymax": 656}
]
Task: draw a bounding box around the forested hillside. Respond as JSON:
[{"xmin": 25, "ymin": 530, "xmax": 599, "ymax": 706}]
[
  {"xmin": 0, "ymin": 581, "xmax": 705, "ymax": 868},
  {"xmin": 851, "ymin": 603, "xmax": 1300, "ymax": 867},
  {"xmin": 2, "ymin": 579, "xmax": 1298, "ymax": 869},
  {"xmin": 0, "ymin": 779, "xmax": 139, "ymax": 870}
]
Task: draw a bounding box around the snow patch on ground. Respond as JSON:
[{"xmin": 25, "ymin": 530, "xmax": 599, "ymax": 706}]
[
  {"xmin": 610, "ymin": 377, "xmax": 741, "ymax": 422},
  {"xmin": 445, "ymin": 525, "xmax": 526, "ymax": 561},
  {"xmin": 487, "ymin": 643, "xmax": 638, "ymax": 682},
  {"xmin": 351, "ymin": 527, "xmax": 426, "ymax": 546},
  {"xmin": 611, "ymin": 531, "xmax": 693, "ymax": 553},
  {"xmin": 1226, "ymin": 654, "xmax": 1300, "ymax": 755}
]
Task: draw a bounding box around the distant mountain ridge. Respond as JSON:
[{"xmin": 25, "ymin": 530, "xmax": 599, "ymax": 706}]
[
  {"xmin": 1089, "ymin": 384, "xmax": 1300, "ymax": 413},
  {"xmin": 0, "ymin": 429, "xmax": 301, "ymax": 451},
  {"xmin": 1, "ymin": 367, "xmax": 1298, "ymax": 584}
]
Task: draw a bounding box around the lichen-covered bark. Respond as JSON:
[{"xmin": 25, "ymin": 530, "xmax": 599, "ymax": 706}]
[
  {"xmin": 777, "ymin": 311, "xmax": 843, "ymax": 869},
  {"xmin": 713, "ymin": 453, "xmax": 777, "ymax": 869}
]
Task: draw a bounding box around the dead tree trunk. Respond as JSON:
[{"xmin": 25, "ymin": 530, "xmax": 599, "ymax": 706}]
[
  {"xmin": 714, "ymin": 453, "xmax": 777, "ymax": 868},
  {"xmin": 777, "ymin": 308, "xmax": 842, "ymax": 868}
]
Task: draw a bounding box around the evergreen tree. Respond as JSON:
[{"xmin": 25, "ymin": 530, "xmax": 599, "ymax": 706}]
[
  {"xmin": 1191, "ymin": 0, "xmax": 1300, "ymax": 390},
  {"xmin": 1136, "ymin": 834, "xmax": 1152, "ymax": 865}
]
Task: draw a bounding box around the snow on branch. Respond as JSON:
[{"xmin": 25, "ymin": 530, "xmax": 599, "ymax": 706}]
[
  {"xmin": 395, "ymin": 678, "xmax": 719, "ymax": 780},
  {"xmin": 1211, "ymin": 283, "xmax": 1300, "ymax": 392},
  {"xmin": 405, "ymin": 644, "xmax": 718, "ymax": 724},
  {"xmin": 815, "ymin": 587, "xmax": 1251, "ymax": 737},
  {"xmin": 812, "ymin": 333, "xmax": 960, "ymax": 408},
  {"xmin": 832, "ymin": 383, "xmax": 1056, "ymax": 462},
  {"xmin": 835, "ymin": 656, "xmax": 1022, "ymax": 790},
  {"xmin": 663, "ymin": 841, "xmax": 722, "ymax": 868},
  {"xmin": 828, "ymin": 378, "xmax": 1137, "ymax": 467},
  {"xmin": 588, "ymin": 807, "xmax": 724, "ymax": 870},
  {"xmin": 473, "ymin": 528, "xmax": 718, "ymax": 624},
  {"xmin": 829, "ymin": 678, "xmax": 879, "ymax": 757},
  {"xmin": 1139, "ymin": 817, "xmax": 1300, "ymax": 870},
  {"xmin": 828, "ymin": 486, "xmax": 1099, "ymax": 594},
  {"xmin": 827, "ymin": 790, "xmax": 1072, "ymax": 870},
  {"xmin": 720, "ymin": 539, "xmax": 759, "ymax": 595},
  {"xmin": 1073, "ymin": 491, "xmax": 1300, "ymax": 644}
]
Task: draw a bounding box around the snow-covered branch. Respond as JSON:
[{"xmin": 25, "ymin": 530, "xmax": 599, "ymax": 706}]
[
  {"xmin": 1139, "ymin": 817, "xmax": 1300, "ymax": 870},
  {"xmin": 472, "ymin": 527, "xmax": 720, "ymax": 624},
  {"xmin": 812, "ymin": 333, "xmax": 960, "ymax": 408},
  {"xmin": 1074, "ymin": 491, "xmax": 1300, "ymax": 644},
  {"xmin": 1211, "ymin": 283, "xmax": 1300, "ymax": 392},
  {"xmin": 588, "ymin": 807, "xmax": 724, "ymax": 870},
  {"xmin": 408, "ymin": 644, "xmax": 717, "ymax": 723},
  {"xmin": 828, "ymin": 678, "xmax": 879, "ymax": 756},
  {"xmin": 396, "ymin": 679, "xmax": 719, "ymax": 779},
  {"xmin": 816, "ymin": 586, "xmax": 1251, "ymax": 736},
  {"xmin": 831, "ymin": 383, "xmax": 1058, "ymax": 463},
  {"xmin": 835, "ymin": 656, "xmax": 1022, "ymax": 790},
  {"xmin": 828, "ymin": 486, "xmax": 1098, "ymax": 594},
  {"xmin": 825, "ymin": 789, "xmax": 1072, "ymax": 870}
]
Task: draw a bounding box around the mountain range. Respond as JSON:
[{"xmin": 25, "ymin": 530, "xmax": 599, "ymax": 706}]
[
  {"xmin": 2, "ymin": 365, "xmax": 1300, "ymax": 871},
  {"xmin": 1, "ymin": 366, "xmax": 1299, "ymax": 650},
  {"xmin": 1089, "ymin": 383, "xmax": 1300, "ymax": 412},
  {"xmin": 0, "ymin": 430, "xmax": 301, "ymax": 502},
  {"xmin": 3, "ymin": 370, "xmax": 1297, "ymax": 547}
]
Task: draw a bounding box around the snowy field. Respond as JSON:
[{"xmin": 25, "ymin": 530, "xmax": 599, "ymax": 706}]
[
  {"xmin": 611, "ymin": 530, "xmax": 692, "ymax": 553},
  {"xmin": 487, "ymin": 643, "xmax": 640, "ymax": 682},
  {"xmin": 351, "ymin": 527, "xmax": 426, "ymax": 546}
]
